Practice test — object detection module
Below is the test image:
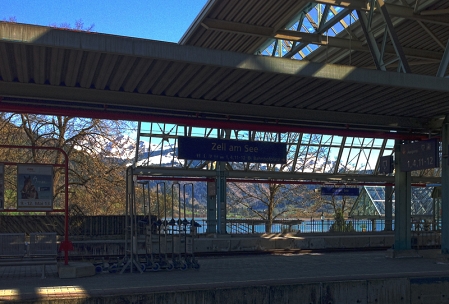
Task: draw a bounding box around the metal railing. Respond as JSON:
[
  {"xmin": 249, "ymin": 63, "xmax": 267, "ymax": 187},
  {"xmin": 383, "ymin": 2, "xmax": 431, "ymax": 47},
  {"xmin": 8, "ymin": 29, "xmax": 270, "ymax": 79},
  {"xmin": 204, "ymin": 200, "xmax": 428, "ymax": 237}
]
[
  {"xmin": 0, "ymin": 215, "xmax": 443, "ymax": 236},
  {"xmin": 222, "ymin": 218, "xmax": 387, "ymax": 234}
]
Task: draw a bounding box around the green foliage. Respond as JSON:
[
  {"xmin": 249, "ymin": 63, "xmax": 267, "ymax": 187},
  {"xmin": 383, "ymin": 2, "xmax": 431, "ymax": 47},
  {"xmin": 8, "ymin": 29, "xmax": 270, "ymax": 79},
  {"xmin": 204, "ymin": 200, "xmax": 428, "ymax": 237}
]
[{"xmin": 329, "ymin": 209, "xmax": 355, "ymax": 232}]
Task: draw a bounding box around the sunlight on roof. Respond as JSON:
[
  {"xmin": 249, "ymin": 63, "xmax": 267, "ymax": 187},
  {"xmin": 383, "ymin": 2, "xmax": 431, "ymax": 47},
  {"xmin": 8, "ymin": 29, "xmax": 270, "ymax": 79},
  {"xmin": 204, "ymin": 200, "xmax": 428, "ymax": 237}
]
[
  {"xmin": 1, "ymin": 22, "xmax": 51, "ymax": 43},
  {"xmin": 306, "ymin": 63, "xmax": 356, "ymax": 80}
]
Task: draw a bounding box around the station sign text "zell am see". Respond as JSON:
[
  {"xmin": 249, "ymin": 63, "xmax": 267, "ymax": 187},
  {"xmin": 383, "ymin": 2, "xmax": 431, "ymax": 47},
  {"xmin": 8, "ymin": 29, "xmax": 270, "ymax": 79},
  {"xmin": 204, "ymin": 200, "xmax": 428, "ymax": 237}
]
[{"xmin": 177, "ymin": 137, "xmax": 287, "ymax": 164}]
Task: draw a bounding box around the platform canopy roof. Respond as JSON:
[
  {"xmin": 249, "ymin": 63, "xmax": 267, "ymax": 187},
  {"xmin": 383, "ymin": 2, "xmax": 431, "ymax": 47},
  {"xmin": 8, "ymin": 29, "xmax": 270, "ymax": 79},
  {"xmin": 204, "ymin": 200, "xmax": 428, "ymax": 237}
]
[
  {"xmin": 181, "ymin": 0, "xmax": 449, "ymax": 78},
  {"xmin": 0, "ymin": 0, "xmax": 448, "ymax": 139}
]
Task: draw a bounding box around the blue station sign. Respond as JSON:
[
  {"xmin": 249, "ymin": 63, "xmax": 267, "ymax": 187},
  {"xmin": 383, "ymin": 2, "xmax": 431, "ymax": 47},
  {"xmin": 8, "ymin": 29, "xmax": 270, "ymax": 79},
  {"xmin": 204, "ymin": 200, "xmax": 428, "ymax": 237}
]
[
  {"xmin": 321, "ymin": 187, "xmax": 360, "ymax": 196},
  {"xmin": 177, "ymin": 137, "xmax": 287, "ymax": 164}
]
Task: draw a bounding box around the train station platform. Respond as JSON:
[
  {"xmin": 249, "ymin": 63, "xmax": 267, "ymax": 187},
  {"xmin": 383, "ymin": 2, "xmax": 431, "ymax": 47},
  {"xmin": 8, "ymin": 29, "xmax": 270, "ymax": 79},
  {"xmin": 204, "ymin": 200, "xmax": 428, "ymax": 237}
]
[
  {"xmin": 1, "ymin": 248, "xmax": 449, "ymax": 304},
  {"xmin": 68, "ymin": 231, "xmax": 440, "ymax": 257}
]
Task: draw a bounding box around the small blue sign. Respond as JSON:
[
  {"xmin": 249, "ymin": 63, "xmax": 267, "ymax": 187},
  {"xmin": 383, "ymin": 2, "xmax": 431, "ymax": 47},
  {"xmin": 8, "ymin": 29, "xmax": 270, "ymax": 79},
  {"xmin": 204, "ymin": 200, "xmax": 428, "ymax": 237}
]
[
  {"xmin": 177, "ymin": 137, "xmax": 287, "ymax": 164},
  {"xmin": 321, "ymin": 187, "xmax": 360, "ymax": 196}
]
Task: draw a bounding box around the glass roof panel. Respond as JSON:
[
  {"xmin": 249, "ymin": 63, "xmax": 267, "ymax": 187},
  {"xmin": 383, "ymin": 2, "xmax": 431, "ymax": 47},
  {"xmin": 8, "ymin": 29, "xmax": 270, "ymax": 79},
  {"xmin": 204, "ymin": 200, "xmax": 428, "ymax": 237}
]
[
  {"xmin": 257, "ymin": 3, "xmax": 359, "ymax": 59},
  {"xmin": 350, "ymin": 186, "xmax": 435, "ymax": 218}
]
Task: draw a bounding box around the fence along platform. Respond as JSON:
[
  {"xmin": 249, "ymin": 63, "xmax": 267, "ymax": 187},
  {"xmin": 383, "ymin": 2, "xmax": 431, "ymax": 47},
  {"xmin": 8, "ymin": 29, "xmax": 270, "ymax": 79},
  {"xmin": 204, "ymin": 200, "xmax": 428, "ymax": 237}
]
[{"xmin": 0, "ymin": 232, "xmax": 58, "ymax": 278}]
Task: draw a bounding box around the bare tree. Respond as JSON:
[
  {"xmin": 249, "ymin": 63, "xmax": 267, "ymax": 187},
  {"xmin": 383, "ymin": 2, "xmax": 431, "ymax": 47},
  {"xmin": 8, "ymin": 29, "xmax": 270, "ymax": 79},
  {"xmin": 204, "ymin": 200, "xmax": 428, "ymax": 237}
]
[
  {"xmin": 227, "ymin": 181, "xmax": 308, "ymax": 232},
  {"xmin": 226, "ymin": 132, "xmax": 310, "ymax": 233},
  {"xmin": 1, "ymin": 113, "xmax": 136, "ymax": 214},
  {"xmin": 304, "ymin": 189, "xmax": 356, "ymax": 217}
]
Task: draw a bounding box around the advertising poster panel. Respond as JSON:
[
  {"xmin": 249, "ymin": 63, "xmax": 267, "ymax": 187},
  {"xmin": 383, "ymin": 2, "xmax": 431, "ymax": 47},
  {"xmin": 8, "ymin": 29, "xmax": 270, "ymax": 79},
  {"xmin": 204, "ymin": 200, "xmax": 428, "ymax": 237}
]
[
  {"xmin": 0, "ymin": 164, "xmax": 4, "ymax": 210},
  {"xmin": 17, "ymin": 165, "xmax": 53, "ymax": 211}
]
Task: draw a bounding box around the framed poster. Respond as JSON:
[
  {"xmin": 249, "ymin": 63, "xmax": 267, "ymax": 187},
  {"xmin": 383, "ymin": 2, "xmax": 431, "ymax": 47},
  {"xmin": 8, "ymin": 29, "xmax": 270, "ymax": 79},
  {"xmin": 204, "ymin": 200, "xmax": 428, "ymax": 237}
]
[
  {"xmin": 0, "ymin": 163, "xmax": 4, "ymax": 210},
  {"xmin": 17, "ymin": 165, "xmax": 53, "ymax": 211}
]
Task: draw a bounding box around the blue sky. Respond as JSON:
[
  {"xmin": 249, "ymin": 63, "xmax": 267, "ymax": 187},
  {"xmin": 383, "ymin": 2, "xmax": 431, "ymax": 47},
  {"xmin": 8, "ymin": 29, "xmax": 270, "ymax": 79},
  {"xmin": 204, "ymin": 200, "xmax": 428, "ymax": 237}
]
[{"xmin": 2, "ymin": 0, "xmax": 208, "ymax": 42}]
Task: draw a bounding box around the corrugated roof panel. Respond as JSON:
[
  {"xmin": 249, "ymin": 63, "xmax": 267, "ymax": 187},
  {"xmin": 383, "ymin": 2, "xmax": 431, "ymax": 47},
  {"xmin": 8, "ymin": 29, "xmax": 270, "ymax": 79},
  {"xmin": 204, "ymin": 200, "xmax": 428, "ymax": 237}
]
[
  {"xmin": 151, "ymin": 62, "xmax": 189, "ymax": 95},
  {"xmin": 108, "ymin": 55, "xmax": 136, "ymax": 91},
  {"xmin": 14, "ymin": 44, "xmax": 30, "ymax": 83},
  {"xmin": 94, "ymin": 53, "xmax": 119, "ymax": 90},
  {"xmin": 136, "ymin": 60, "xmax": 170, "ymax": 94},
  {"xmin": 403, "ymin": 92, "xmax": 447, "ymax": 117},
  {"xmin": 252, "ymin": 75, "xmax": 302, "ymax": 105},
  {"xmin": 51, "ymin": 47, "xmax": 67, "ymax": 86},
  {"xmin": 263, "ymin": 1, "xmax": 299, "ymax": 28},
  {"xmin": 239, "ymin": 74, "xmax": 288, "ymax": 104},
  {"xmin": 336, "ymin": 86, "xmax": 396, "ymax": 112},
  {"xmin": 302, "ymin": 82, "xmax": 352, "ymax": 108},
  {"xmin": 239, "ymin": 1, "xmax": 270, "ymax": 24},
  {"xmin": 164, "ymin": 64, "xmax": 204, "ymax": 97},
  {"xmin": 251, "ymin": 1, "xmax": 283, "ymax": 26},
  {"xmin": 387, "ymin": 90, "xmax": 437, "ymax": 115},
  {"xmin": 262, "ymin": 77, "xmax": 320, "ymax": 107},
  {"xmin": 78, "ymin": 51, "xmax": 101, "ymax": 89},
  {"xmin": 373, "ymin": 90, "xmax": 428, "ymax": 116},
  {"xmin": 403, "ymin": 92, "xmax": 449, "ymax": 117},
  {"xmin": 32, "ymin": 46, "xmax": 46, "ymax": 85},
  {"xmin": 215, "ymin": 70, "xmax": 260, "ymax": 101},
  {"xmin": 191, "ymin": 66, "xmax": 238, "ymax": 99},
  {"xmin": 63, "ymin": 49, "xmax": 83, "ymax": 87},
  {"xmin": 0, "ymin": 43, "xmax": 13, "ymax": 82},
  {"xmin": 222, "ymin": 1, "xmax": 252, "ymax": 22},
  {"xmin": 233, "ymin": 36, "xmax": 264, "ymax": 54},
  {"xmin": 282, "ymin": 86, "xmax": 334, "ymax": 108},
  {"xmin": 176, "ymin": 65, "xmax": 218, "ymax": 98},
  {"xmin": 313, "ymin": 83, "xmax": 365, "ymax": 111},
  {"xmin": 212, "ymin": 32, "xmax": 239, "ymax": 50},
  {"xmin": 228, "ymin": 72, "xmax": 277, "ymax": 102},
  {"xmin": 122, "ymin": 58, "xmax": 154, "ymax": 93}
]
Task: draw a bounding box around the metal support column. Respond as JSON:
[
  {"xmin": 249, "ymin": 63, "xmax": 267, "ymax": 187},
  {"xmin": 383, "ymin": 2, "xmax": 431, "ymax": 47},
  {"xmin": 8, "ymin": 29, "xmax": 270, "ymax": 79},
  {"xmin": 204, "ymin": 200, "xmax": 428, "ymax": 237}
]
[
  {"xmin": 385, "ymin": 185, "xmax": 393, "ymax": 231},
  {"xmin": 394, "ymin": 140, "xmax": 412, "ymax": 250},
  {"xmin": 123, "ymin": 166, "xmax": 143, "ymax": 273},
  {"xmin": 206, "ymin": 180, "xmax": 217, "ymax": 234},
  {"xmin": 216, "ymin": 161, "xmax": 227, "ymax": 234},
  {"xmin": 441, "ymin": 116, "xmax": 449, "ymax": 253}
]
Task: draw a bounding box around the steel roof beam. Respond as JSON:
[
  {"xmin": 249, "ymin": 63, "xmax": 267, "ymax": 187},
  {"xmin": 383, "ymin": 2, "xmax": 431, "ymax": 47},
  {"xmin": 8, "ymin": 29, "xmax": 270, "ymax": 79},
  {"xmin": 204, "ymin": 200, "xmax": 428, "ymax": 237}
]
[
  {"xmin": 314, "ymin": 0, "xmax": 449, "ymax": 26},
  {"xmin": 0, "ymin": 82, "xmax": 428, "ymax": 132},
  {"xmin": 281, "ymin": 31, "xmax": 442, "ymax": 61},
  {"xmin": 376, "ymin": 0, "xmax": 411, "ymax": 73},
  {"xmin": 313, "ymin": 0, "xmax": 369, "ymax": 10},
  {"xmin": 202, "ymin": 11, "xmax": 442, "ymax": 62},
  {"xmin": 202, "ymin": 18, "xmax": 443, "ymax": 61},
  {"xmin": 357, "ymin": 10, "xmax": 386, "ymax": 71},
  {"xmin": 386, "ymin": 3, "xmax": 449, "ymax": 26},
  {"xmin": 284, "ymin": 7, "xmax": 352, "ymax": 58},
  {"xmin": 133, "ymin": 166, "xmax": 440, "ymax": 184},
  {"xmin": 201, "ymin": 18, "xmax": 273, "ymax": 37},
  {"xmin": 420, "ymin": 8, "xmax": 449, "ymax": 15},
  {"xmin": 437, "ymin": 38, "xmax": 449, "ymax": 77}
]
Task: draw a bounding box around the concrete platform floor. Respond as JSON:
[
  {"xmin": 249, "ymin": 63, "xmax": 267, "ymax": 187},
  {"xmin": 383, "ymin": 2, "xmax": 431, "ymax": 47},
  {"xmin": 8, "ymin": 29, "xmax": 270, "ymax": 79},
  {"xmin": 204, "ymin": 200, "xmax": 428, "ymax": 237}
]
[{"xmin": 0, "ymin": 249, "xmax": 448, "ymax": 303}]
